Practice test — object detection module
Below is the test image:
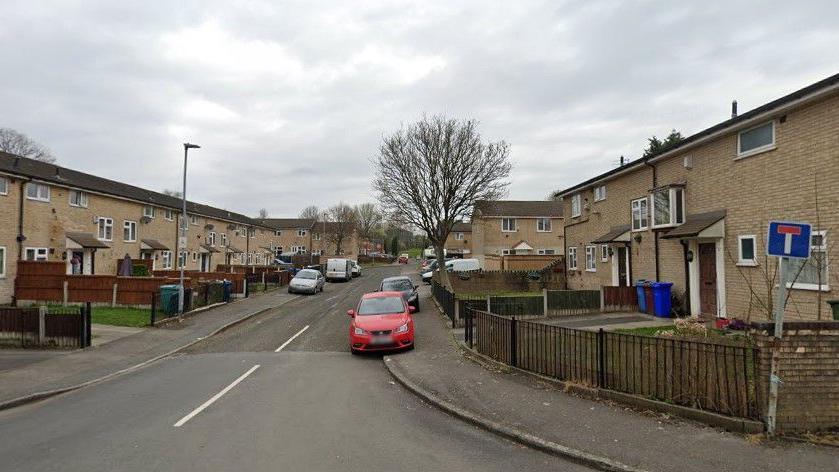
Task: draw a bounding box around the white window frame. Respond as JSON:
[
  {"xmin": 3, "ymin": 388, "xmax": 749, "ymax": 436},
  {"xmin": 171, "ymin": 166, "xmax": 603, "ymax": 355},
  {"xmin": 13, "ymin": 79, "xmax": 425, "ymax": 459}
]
[
  {"xmin": 275, "ymin": 230, "xmax": 282, "ymax": 236},
  {"xmin": 161, "ymin": 250, "xmax": 172, "ymax": 269},
  {"xmin": 455, "ymin": 232, "xmax": 464, "ymax": 240},
  {"xmin": 297, "ymin": 229, "xmax": 306, "ymax": 237},
  {"xmin": 207, "ymin": 231, "xmax": 216, "ymax": 246},
  {"xmin": 178, "ymin": 251, "xmax": 187, "ymax": 268},
  {"xmin": 221, "ymin": 233, "xmax": 227, "ymax": 247},
  {"xmin": 537, "ymin": 249, "xmax": 556, "ymax": 255},
  {"xmin": 571, "ymin": 194, "xmax": 581, "ymax": 218},
  {"xmin": 501, "ymin": 218, "xmax": 517, "ymax": 232},
  {"xmin": 192, "ymin": 252, "xmax": 198, "ymax": 262},
  {"xmin": 585, "ymin": 246, "xmax": 596, "ymax": 272},
  {"xmin": 594, "ymin": 185, "xmax": 606, "ymax": 202},
  {"xmin": 26, "ymin": 182, "xmax": 50, "ymax": 202},
  {"xmin": 248, "ymin": 228, "xmax": 255, "ymax": 238},
  {"xmin": 0, "ymin": 176, "xmax": 8, "ymax": 196},
  {"xmin": 68, "ymin": 189, "xmax": 88, "ymax": 208},
  {"xmin": 164, "ymin": 209, "xmax": 174, "ymax": 221},
  {"xmin": 123, "ymin": 220, "xmax": 137, "ymax": 242},
  {"xmin": 97, "ymin": 217, "xmax": 114, "ymax": 241},
  {"xmin": 313, "ymin": 232, "xmax": 321, "ymax": 241},
  {"xmin": 567, "ymin": 247, "xmax": 577, "ymax": 270},
  {"xmin": 190, "ymin": 215, "xmax": 198, "ymax": 225},
  {"xmin": 601, "ymin": 244, "xmax": 609, "ymax": 262},
  {"xmin": 0, "ymin": 246, "xmax": 5, "ymax": 277},
  {"xmin": 737, "ymin": 121, "xmax": 775, "ymax": 159},
  {"xmin": 651, "ymin": 187, "xmax": 685, "ymax": 228},
  {"xmin": 787, "ymin": 230, "xmax": 830, "ymax": 292},
  {"xmin": 143, "ymin": 206, "xmax": 155, "ymax": 218},
  {"xmin": 25, "ymin": 247, "xmax": 49, "ymax": 261},
  {"xmin": 737, "ymin": 235, "xmax": 757, "ymax": 267},
  {"xmin": 537, "ymin": 218, "xmax": 552, "ymax": 232},
  {"xmin": 501, "ymin": 249, "xmax": 513, "ymax": 256},
  {"xmin": 631, "ymin": 197, "xmax": 649, "ymax": 231}
]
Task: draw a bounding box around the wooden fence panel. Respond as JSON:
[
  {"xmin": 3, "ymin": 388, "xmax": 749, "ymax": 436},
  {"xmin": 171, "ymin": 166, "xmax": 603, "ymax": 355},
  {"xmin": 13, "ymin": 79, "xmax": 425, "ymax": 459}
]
[
  {"xmin": 546, "ymin": 290, "xmax": 600, "ymax": 316},
  {"xmin": 16, "ymin": 261, "xmax": 66, "ymax": 276},
  {"xmin": 603, "ymin": 286, "xmax": 638, "ymax": 312}
]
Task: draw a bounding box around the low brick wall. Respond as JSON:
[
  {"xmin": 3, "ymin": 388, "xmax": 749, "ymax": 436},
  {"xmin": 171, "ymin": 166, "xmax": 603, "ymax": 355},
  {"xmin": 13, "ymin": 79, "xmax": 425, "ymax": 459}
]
[{"xmin": 750, "ymin": 321, "xmax": 839, "ymax": 433}]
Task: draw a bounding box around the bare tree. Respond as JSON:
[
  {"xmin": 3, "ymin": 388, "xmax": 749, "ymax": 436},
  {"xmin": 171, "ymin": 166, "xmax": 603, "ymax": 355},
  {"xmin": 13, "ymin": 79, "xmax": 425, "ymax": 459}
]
[
  {"xmin": 323, "ymin": 202, "xmax": 357, "ymax": 255},
  {"xmin": 257, "ymin": 208, "xmax": 268, "ymax": 219},
  {"xmin": 354, "ymin": 203, "xmax": 382, "ymax": 254},
  {"xmin": 0, "ymin": 128, "xmax": 56, "ymax": 163},
  {"xmin": 162, "ymin": 189, "xmax": 183, "ymax": 198},
  {"xmin": 373, "ymin": 115, "xmax": 511, "ymax": 284},
  {"xmin": 299, "ymin": 205, "xmax": 321, "ymax": 221}
]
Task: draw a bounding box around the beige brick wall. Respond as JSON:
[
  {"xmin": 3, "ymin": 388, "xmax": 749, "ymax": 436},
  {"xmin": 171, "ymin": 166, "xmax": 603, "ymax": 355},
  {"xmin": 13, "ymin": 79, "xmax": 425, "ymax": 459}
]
[
  {"xmin": 562, "ymin": 91, "xmax": 839, "ymax": 320},
  {"xmin": 0, "ymin": 175, "xmax": 22, "ymax": 302},
  {"xmin": 444, "ymin": 230, "xmax": 472, "ymax": 254},
  {"xmin": 472, "ymin": 216, "xmax": 564, "ymax": 257},
  {"xmin": 274, "ymin": 227, "xmax": 313, "ymax": 255}
]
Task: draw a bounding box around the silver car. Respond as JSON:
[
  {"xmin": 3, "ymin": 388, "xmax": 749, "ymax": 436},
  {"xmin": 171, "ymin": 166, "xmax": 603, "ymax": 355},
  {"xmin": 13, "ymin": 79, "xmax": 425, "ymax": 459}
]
[{"xmin": 288, "ymin": 269, "xmax": 325, "ymax": 294}]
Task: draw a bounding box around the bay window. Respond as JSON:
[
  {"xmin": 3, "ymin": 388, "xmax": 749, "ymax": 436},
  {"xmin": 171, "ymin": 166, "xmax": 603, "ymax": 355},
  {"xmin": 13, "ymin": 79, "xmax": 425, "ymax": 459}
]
[{"xmin": 651, "ymin": 187, "xmax": 685, "ymax": 228}]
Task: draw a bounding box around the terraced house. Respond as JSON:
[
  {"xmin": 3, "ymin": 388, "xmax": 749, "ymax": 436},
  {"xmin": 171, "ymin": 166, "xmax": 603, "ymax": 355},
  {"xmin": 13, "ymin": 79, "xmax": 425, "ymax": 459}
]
[
  {"xmin": 444, "ymin": 221, "xmax": 473, "ymax": 257},
  {"xmin": 555, "ymin": 73, "xmax": 839, "ymax": 321},
  {"xmin": 0, "ymin": 151, "xmax": 279, "ymax": 304},
  {"xmin": 470, "ymin": 200, "xmax": 564, "ymax": 266},
  {"xmin": 257, "ymin": 218, "xmax": 316, "ymax": 257}
]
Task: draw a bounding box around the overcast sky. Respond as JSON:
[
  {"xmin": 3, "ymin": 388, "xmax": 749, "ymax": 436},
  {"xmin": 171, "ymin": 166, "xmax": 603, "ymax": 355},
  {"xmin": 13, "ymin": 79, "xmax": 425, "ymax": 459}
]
[{"xmin": 2, "ymin": 0, "xmax": 837, "ymax": 217}]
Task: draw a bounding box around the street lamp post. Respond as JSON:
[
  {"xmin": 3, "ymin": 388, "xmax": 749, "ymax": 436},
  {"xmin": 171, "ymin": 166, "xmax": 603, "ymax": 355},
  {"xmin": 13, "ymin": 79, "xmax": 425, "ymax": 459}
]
[{"xmin": 178, "ymin": 142, "xmax": 201, "ymax": 319}]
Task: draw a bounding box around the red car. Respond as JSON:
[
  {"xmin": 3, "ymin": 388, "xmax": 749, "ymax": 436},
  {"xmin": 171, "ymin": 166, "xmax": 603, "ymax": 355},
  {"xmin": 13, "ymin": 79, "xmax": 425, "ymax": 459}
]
[
  {"xmin": 398, "ymin": 254, "xmax": 409, "ymax": 264},
  {"xmin": 348, "ymin": 291, "xmax": 415, "ymax": 353}
]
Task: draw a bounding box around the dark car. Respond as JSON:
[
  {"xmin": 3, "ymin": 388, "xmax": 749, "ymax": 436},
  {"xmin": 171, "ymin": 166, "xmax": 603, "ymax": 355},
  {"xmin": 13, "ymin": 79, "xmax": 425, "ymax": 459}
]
[{"xmin": 379, "ymin": 276, "xmax": 419, "ymax": 311}]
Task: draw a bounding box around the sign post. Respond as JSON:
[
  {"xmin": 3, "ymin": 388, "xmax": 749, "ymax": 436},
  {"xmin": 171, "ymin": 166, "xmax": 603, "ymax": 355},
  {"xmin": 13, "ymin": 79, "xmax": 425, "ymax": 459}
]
[{"xmin": 765, "ymin": 221, "xmax": 811, "ymax": 435}]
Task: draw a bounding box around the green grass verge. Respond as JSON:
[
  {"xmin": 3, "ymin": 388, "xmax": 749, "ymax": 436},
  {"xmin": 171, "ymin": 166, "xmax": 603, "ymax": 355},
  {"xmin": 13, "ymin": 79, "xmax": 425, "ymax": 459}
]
[
  {"xmin": 615, "ymin": 326, "xmax": 675, "ymax": 336},
  {"xmin": 91, "ymin": 306, "xmax": 151, "ymax": 327},
  {"xmin": 407, "ymin": 247, "xmax": 423, "ymax": 258}
]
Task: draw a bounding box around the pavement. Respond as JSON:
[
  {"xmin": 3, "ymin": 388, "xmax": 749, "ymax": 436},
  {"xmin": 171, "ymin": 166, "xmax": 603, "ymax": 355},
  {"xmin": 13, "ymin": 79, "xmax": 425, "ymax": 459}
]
[
  {"xmin": 0, "ymin": 265, "xmax": 582, "ymax": 471},
  {"xmin": 541, "ymin": 312, "xmax": 674, "ymax": 331},
  {"xmin": 0, "ymin": 288, "xmax": 300, "ymax": 409},
  {"xmin": 385, "ymin": 286, "xmax": 839, "ymax": 472}
]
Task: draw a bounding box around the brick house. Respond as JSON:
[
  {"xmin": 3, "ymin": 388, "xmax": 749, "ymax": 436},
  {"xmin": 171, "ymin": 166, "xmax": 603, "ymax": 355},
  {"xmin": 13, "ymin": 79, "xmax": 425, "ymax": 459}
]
[
  {"xmin": 257, "ymin": 218, "xmax": 316, "ymax": 258},
  {"xmin": 470, "ymin": 200, "xmax": 565, "ymax": 266},
  {"xmin": 0, "ymin": 152, "xmax": 276, "ymax": 304},
  {"xmin": 312, "ymin": 221, "xmax": 359, "ymax": 259},
  {"xmin": 555, "ymin": 73, "xmax": 839, "ymax": 321},
  {"xmin": 444, "ymin": 221, "xmax": 473, "ymax": 257}
]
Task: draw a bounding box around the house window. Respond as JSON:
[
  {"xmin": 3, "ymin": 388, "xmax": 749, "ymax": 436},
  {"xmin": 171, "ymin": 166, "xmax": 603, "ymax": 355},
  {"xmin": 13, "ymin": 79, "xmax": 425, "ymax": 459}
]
[
  {"xmin": 738, "ymin": 121, "xmax": 775, "ymax": 157},
  {"xmin": 594, "ymin": 185, "xmax": 606, "ymax": 202},
  {"xmin": 0, "ymin": 177, "xmax": 8, "ymax": 195},
  {"xmin": 190, "ymin": 215, "xmax": 198, "ymax": 225},
  {"xmin": 501, "ymin": 249, "xmax": 514, "ymax": 256},
  {"xmin": 178, "ymin": 251, "xmax": 187, "ymax": 268},
  {"xmin": 207, "ymin": 232, "xmax": 216, "ymax": 246},
  {"xmin": 161, "ymin": 250, "xmax": 172, "ymax": 269},
  {"xmin": 537, "ymin": 218, "xmax": 552, "ymax": 232},
  {"xmin": 537, "ymin": 249, "xmax": 556, "ymax": 255},
  {"xmin": 248, "ymin": 228, "xmax": 255, "ymax": 238},
  {"xmin": 97, "ymin": 217, "xmax": 113, "ymax": 241},
  {"xmin": 455, "ymin": 232, "xmax": 464, "ymax": 240},
  {"xmin": 312, "ymin": 249, "xmax": 322, "ymax": 256},
  {"xmin": 601, "ymin": 244, "xmax": 609, "ymax": 262},
  {"xmin": 788, "ymin": 231, "xmax": 829, "ymax": 291},
  {"xmin": 502, "ymin": 218, "xmax": 516, "ymax": 232},
  {"xmin": 275, "ymin": 230, "xmax": 282, "ymax": 236},
  {"xmin": 571, "ymin": 194, "xmax": 581, "ymax": 218},
  {"xmin": 567, "ymin": 247, "xmax": 577, "ymax": 270},
  {"xmin": 737, "ymin": 235, "xmax": 757, "ymax": 266},
  {"xmin": 313, "ymin": 232, "xmax": 321, "ymax": 241},
  {"xmin": 221, "ymin": 233, "xmax": 227, "ymax": 247},
  {"xmin": 192, "ymin": 252, "xmax": 198, "ymax": 262},
  {"xmin": 585, "ymin": 246, "xmax": 596, "ymax": 272},
  {"xmin": 69, "ymin": 190, "xmax": 88, "ymax": 207},
  {"xmin": 164, "ymin": 209, "xmax": 174, "ymax": 221},
  {"xmin": 26, "ymin": 182, "xmax": 50, "ymax": 202},
  {"xmin": 652, "ymin": 187, "xmax": 685, "ymax": 228},
  {"xmin": 0, "ymin": 246, "xmax": 5, "ymax": 277},
  {"xmin": 297, "ymin": 229, "xmax": 306, "ymax": 237},
  {"xmin": 631, "ymin": 198, "xmax": 649, "ymax": 231},
  {"xmin": 123, "ymin": 221, "xmax": 137, "ymax": 242},
  {"xmin": 25, "ymin": 247, "xmax": 49, "ymax": 261},
  {"xmin": 143, "ymin": 206, "xmax": 155, "ymax": 218}
]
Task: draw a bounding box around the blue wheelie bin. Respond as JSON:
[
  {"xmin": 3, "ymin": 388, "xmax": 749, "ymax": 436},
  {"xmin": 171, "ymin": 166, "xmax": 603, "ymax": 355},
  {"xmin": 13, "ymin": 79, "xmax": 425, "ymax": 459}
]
[
  {"xmin": 222, "ymin": 280, "xmax": 232, "ymax": 303},
  {"xmin": 651, "ymin": 282, "xmax": 674, "ymax": 317},
  {"xmin": 635, "ymin": 281, "xmax": 647, "ymax": 313}
]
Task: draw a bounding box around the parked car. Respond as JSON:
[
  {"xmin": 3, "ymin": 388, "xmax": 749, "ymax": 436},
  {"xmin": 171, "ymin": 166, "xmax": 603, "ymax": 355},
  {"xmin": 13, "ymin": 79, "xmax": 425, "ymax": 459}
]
[
  {"xmin": 398, "ymin": 253, "xmax": 409, "ymax": 264},
  {"xmin": 326, "ymin": 258, "xmax": 353, "ymax": 282},
  {"xmin": 421, "ymin": 258, "xmax": 481, "ymax": 284},
  {"xmin": 347, "ymin": 291, "xmax": 415, "ymax": 353},
  {"xmin": 288, "ymin": 269, "xmax": 325, "ymax": 294},
  {"xmin": 350, "ymin": 260, "xmax": 362, "ymax": 277},
  {"xmin": 380, "ymin": 276, "xmax": 419, "ymax": 311}
]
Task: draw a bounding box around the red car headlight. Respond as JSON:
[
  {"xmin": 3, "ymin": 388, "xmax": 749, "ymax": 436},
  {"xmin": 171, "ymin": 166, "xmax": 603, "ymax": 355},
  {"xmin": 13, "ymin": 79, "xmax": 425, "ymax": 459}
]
[
  {"xmin": 395, "ymin": 323, "xmax": 409, "ymax": 334},
  {"xmin": 353, "ymin": 327, "xmax": 367, "ymax": 335}
]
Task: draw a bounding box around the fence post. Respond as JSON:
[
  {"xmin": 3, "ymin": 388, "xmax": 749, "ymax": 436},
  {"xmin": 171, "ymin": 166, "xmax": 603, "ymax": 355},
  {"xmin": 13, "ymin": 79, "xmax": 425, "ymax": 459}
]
[
  {"xmin": 486, "ymin": 295, "xmax": 491, "ymax": 314},
  {"xmin": 597, "ymin": 328, "xmax": 606, "ymax": 388},
  {"xmin": 509, "ymin": 316, "xmax": 517, "ymax": 367},
  {"xmin": 542, "ymin": 288, "xmax": 548, "ymax": 316},
  {"xmin": 63, "ymin": 280, "xmax": 69, "ymax": 306},
  {"xmin": 244, "ymin": 279, "xmax": 249, "ymax": 298},
  {"xmin": 262, "ymin": 272, "xmax": 266, "ymax": 288},
  {"xmin": 150, "ymin": 292, "xmax": 157, "ymax": 326},
  {"xmin": 86, "ymin": 302, "xmax": 92, "ymax": 347},
  {"xmin": 454, "ymin": 299, "xmax": 460, "ymax": 326},
  {"xmin": 112, "ymin": 283, "xmax": 118, "ymax": 307},
  {"xmin": 38, "ymin": 305, "xmax": 46, "ymax": 346},
  {"xmin": 599, "ymin": 286, "xmax": 605, "ymax": 312}
]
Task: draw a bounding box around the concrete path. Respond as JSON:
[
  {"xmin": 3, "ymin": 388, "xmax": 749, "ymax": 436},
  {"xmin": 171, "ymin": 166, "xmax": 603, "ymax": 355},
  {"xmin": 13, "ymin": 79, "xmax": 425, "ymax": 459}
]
[
  {"xmin": 91, "ymin": 323, "xmax": 145, "ymax": 346},
  {"xmin": 542, "ymin": 312, "xmax": 673, "ymax": 331},
  {"xmin": 0, "ymin": 289, "xmax": 299, "ymax": 409},
  {"xmin": 386, "ymin": 288, "xmax": 838, "ymax": 472}
]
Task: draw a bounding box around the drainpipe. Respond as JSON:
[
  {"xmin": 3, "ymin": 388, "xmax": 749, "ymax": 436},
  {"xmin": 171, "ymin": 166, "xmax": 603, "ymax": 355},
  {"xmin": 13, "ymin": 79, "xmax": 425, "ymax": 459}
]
[
  {"xmin": 16, "ymin": 178, "xmax": 26, "ymax": 261},
  {"xmin": 681, "ymin": 240, "xmax": 691, "ymax": 315},
  {"xmin": 644, "ymin": 160, "xmax": 661, "ymax": 281}
]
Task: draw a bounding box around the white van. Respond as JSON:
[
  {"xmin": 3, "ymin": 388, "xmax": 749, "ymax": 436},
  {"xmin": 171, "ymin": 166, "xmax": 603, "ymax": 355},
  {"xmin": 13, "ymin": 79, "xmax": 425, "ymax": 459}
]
[
  {"xmin": 326, "ymin": 258, "xmax": 353, "ymax": 282},
  {"xmin": 421, "ymin": 258, "xmax": 481, "ymax": 283}
]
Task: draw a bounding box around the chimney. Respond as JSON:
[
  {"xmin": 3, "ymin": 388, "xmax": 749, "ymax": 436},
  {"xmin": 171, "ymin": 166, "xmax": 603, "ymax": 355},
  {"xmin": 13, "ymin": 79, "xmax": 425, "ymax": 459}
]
[
  {"xmin": 13, "ymin": 156, "xmax": 20, "ymax": 168},
  {"xmin": 731, "ymin": 100, "xmax": 738, "ymax": 119},
  {"xmin": 620, "ymin": 155, "xmax": 625, "ymax": 166},
  {"xmin": 54, "ymin": 166, "xmax": 60, "ymax": 178}
]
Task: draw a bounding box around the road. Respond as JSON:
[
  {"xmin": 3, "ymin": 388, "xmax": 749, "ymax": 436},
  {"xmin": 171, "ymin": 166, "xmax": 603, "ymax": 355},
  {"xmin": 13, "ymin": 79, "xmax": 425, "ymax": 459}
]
[{"xmin": 0, "ymin": 265, "xmax": 587, "ymax": 471}]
